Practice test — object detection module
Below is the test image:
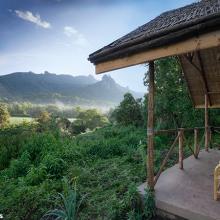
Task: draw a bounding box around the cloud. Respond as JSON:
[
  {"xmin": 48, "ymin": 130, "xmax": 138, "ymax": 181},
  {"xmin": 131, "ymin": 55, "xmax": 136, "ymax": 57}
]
[
  {"xmin": 15, "ymin": 10, "xmax": 51, "ymax": 29},
  {"xmin": 64, "ymin": 26, "xmax": 89, "ymax": 47}
]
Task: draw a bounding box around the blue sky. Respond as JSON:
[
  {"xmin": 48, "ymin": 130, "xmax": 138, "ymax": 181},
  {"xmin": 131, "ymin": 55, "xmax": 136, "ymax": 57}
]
[{"xmin": 0, "ymin": 0, "xmax": 195, "ymax": 92}]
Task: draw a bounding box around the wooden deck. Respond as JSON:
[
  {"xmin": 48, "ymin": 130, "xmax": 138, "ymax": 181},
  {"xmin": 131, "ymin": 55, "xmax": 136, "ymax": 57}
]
[{"xmin": 138, "ymin": 149, "xmax": 220, "ymax": 220}]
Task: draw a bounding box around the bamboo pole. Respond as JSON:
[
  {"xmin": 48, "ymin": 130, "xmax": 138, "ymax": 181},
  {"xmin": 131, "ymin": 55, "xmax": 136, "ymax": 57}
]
[
  {"xmin": 154, "ymin": 133, "xmax": 179, "ymax": 185},
  {"xmin": 194, "ymin": 128, "xmax": 199, "ymax": 158},
  {"xmin": 147, "ymin": 61, "xmax": 155, "ymax": 190},
  {"xmin": 178, "ymin": 129, "xmax": 184, "ymax": 169},
  {"xmin": 205, "ymin": 94, "xmax": 209, "ymax": 151}
]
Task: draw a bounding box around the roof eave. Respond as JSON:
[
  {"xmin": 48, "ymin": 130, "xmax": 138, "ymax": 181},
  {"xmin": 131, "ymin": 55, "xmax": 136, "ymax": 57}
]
[{"xmin": 89, "ymin": 15, "xmax": 220, "ymax": 65}]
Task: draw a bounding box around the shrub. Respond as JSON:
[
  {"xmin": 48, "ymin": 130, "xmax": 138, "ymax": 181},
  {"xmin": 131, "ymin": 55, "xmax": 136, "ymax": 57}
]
[
  {"xmin": 8, "ymin": 151, "xmax": 31, "ymax": 178},
  {"xmin": 42, "ymin": 155, "xmax": 67, "ymax": 179},
  {"xmin": 26, "ymin": 165, "xmax": 47, "ymax": 185},
  {"xmin": 0, "ymin": 180, "xmax": 56, "ymax": 220},
  {"xmin": 22, "ymin": 133, "xmax": 59, "ymax": 164}
]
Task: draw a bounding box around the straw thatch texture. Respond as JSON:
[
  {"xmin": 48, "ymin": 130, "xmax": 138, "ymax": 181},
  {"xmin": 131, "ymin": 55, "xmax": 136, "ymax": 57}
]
[
  {"xmin": 180, "ymin": 46, "xmax": 220, "ymax": 108},
  {"xmin": 89, "ymin": 0, "xmax": 220, "ymax": 64}
]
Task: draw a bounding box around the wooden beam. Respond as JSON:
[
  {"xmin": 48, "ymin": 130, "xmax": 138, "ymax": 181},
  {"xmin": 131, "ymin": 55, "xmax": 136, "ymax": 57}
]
[
  {"xmin": 196, "ymin": 104, "xmax": 220, "ymax": 108},
  {"xmin": 178, "ymin": 129, "xmax": 184, "ymax": 170},
  {"xmin": 196, "ymin": 51, "xmax": 212, "ymax": 106},
  {"xmin": 208, "ymin": 91, "xmax": 220, "ymax": 94},
  {"xmin": 183, "ymin": 54, "xmax": 212, "ymax": 106},
  {"xmin": 178, "ymin": 56, "xmax": 196, "ymax": 108},
  {"xmin": 95, "ymin": 30, "xmax": 220, "ymax": 74},
  {"xmin": 147, "ymin": 61, "xmax": 155, "ymax": 190}
]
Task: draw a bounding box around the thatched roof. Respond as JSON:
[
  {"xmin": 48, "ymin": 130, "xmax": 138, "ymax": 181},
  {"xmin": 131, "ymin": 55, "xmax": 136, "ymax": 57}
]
[
  {"xmin": 179, "ymin": 47, "xmax": 220, "ymax": 108},
  {"xmin": 88, "ymin": 0, "xmax": 220, "ymax": 108},
  {"xmin": 89, "ymin": 0, "xmax": 220, "ymax": 64}
]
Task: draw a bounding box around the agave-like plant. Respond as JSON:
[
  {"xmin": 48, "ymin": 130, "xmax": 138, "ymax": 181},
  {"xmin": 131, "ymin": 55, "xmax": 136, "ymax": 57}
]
[{"xmin": 43, "ymin": 179, "xmax": 85, "ymax": 220}]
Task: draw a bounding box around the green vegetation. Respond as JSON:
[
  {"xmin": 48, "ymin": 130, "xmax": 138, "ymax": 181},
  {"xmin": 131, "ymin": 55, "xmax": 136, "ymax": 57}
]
[
  {"xmin": 7, "ymin": 102, "xmax": 80, "ymax": 118},
  {"xmin": 0, "ymin": 103, "xmax": 10, "ymax": 128},
  {"xmin": 9, "ymin": 116, "xmax": 34, "ymax": 125},
  {"xmin": 70, "ymin": 108, "xmax": 108, "ymax": 135},
  {"xmin": 143, "ymin": 188, "xmax": 156, "ymax": 220},
  {"xmin": 0, "ymin": 122, "xmax": 147, "ymax": 220},
  {"xmin": 144, "ymin": 57, "xmax": 204, "ymax": 129},
  {"xmin": 0, "ymin": 57, "xmax": 220, "ymax": 219},
  {"xmin": 44, "ymin": 179, "xmax": 85, "ymax": 220},
  {"xmin": 111, "ymin": 93, "xmax": 143, "ymax": 127}
]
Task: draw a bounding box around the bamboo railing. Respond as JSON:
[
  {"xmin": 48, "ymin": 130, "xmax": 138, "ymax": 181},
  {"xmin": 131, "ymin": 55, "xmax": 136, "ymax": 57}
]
[{"xmin": 153, "ymin": 126, "xmax": 213, "ymax": 186}]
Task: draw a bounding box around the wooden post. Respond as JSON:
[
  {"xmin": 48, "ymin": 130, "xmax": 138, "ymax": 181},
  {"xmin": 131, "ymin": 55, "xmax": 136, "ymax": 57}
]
[
  {"xmin": 209, "ymin": 127, "xmax": 212, "ymax": 146},
  {"xmin": 194, "ymin": 128, "xmax": 199, "ymax": 158},
  {"xmin": 147, "ymin": 61, "xmax": 155, "ymax": 190},
  {"xmin": 205, "ymin": 94, "xmax": 209, "ymax": 151},
  {"xmin": 178, "ymin": 129, "xmax": 184, "ymax": 169}
]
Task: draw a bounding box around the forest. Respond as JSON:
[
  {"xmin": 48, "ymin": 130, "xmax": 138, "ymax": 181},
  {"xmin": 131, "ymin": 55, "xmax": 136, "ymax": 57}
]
[{"xmin": 0, "ymin": 57, "xmax": 220, "ymax": 220}]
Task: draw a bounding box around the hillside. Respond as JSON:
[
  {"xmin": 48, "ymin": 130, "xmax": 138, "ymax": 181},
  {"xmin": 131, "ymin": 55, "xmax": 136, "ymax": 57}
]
[{"xmin": 0, "ymin": 72, "xmax": 143, "ymax": 107}]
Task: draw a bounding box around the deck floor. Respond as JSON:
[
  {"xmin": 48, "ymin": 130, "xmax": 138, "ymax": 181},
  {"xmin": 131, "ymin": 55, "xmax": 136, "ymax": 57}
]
[{"xmin": 139, "ymin": 149, "xmax": 220, "ymax": 220}]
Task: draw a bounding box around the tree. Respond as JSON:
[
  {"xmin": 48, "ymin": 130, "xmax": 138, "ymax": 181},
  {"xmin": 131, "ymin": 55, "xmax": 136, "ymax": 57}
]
[
  {"xmin": 70, "ymin": 109, "xmax": 108, "ymax": 135},
  {"xmin": 112, "ymin": 93, "xmax": 143, "ymax": 127},
  {"xmin": 37, "ymin": 111, "xmax": 51, "ymax": 124},
  {"xmin": 0, "ymin": 104, "xmax": 10, "ymax": 128},
  {"xmin": 70, "ymin": 119, "xmax": 86, "ymax": 135},
  {"xmin": 144, "ymin": 57, "xmax": 204, "ymax": 129},
  {"xmin": 55, "ymin": 117, "xmax": 71, "ymax": 133},
  {"xmin": 36, "ymin": 111, "xmax": 52, "ymax": 131}
]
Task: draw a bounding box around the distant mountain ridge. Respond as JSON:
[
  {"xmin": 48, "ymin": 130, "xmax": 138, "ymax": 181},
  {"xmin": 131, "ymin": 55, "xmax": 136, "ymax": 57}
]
[{"xmin": 0, "ymin": 71, "xmax": 143, "ymax": 107}]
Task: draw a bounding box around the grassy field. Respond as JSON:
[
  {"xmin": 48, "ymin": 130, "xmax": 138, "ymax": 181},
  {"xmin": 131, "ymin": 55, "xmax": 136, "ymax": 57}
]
[
  {"xmin": 9, "ymin": 117, "xmax": 34, "ymax": 125},
  {"xmin": 9, "ymin": 117, "xmax": 76, "ymax": 125}
]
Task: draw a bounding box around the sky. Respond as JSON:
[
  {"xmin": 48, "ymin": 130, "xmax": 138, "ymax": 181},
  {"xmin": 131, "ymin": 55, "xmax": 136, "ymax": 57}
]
[{"xmin": 0, "ymin": 0, "xmax": 196, "ymax": 92}]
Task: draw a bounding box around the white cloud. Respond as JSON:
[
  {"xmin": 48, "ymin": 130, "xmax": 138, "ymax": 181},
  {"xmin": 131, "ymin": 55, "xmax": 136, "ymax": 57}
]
[
  {"xmin": 15, "ymin": 10, "xmax": 51, "ymax": 29},
  {"xmin": 64, "ymin": 26, "xmax": 89, "ymax": 47}
]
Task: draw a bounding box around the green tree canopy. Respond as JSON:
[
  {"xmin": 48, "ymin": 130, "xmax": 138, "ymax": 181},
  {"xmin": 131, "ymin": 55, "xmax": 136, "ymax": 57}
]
[
  {"xmin": 36, "ymin": 111, "xmax": 51, "ymax": 124},
  {"xmin": 71, "ymin": 109, "xmax": 108, "ymax": 135},
  {"xmin": 144, "ymin": 57, "xmax": 204, "ymax": 129},
  {"xmin": 112, "ymin": 93, "xmax": 143, "ymax": 127}
]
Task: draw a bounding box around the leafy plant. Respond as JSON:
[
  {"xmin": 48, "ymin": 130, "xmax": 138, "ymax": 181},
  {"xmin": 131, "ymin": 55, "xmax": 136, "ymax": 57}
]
[
  {"xmin": 143, "ymin": 188, "xmax": 156, "ymax": 220},
  {"xmin": 8, "ymin": 151, "xmax": 31, "ymax": 178},
  {"xmin": 43, "ymin": 179, "xmax": 85, "ymax": 220},
  {"xmin": 42, "ymin": 154, "xmax": 67, "ymax": 179}
]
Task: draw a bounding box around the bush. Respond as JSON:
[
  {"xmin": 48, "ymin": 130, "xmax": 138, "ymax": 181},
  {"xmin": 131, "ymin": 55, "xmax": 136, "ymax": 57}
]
[
  {"xmin": 26, "ymin": 165, "xmax": 47, "ymax": 185},
  {"xmin": 8, "ymin": 151, "xmax": 31, "ymax": 178},
  {"xmin": 42, "ymin": 155, "xmax": 67, "ymax": 179},
  {"xmin": 0, "ymin": 181, "xmax": 56, "ymax": 220}
]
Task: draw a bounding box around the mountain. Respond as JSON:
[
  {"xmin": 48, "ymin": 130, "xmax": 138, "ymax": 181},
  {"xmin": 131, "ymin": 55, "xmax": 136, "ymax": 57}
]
[{"xmin": 0, "ymin": 71, "xmax": 143, "ymax": 107}]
